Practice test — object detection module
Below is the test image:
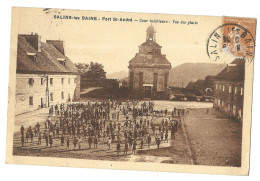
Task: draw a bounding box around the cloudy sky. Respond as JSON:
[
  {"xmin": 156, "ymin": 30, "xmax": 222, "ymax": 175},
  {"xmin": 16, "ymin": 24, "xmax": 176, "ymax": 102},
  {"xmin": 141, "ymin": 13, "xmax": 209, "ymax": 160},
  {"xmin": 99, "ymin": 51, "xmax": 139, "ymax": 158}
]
[{"xmin": 11, "ymin": 7, "xmax": 235, "ymax": 74}]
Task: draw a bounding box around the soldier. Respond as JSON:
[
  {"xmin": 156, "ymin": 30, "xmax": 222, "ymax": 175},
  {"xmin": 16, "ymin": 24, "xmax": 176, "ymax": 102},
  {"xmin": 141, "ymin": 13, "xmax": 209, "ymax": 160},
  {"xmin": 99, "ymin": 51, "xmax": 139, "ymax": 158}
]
[
  {"xmin": 78, "ymin": 137, "xmax": 82, "ymax": 150},
  {"xmin": 61, "ymin": 134, "xmax": 64, "ymax": 146},
  {"xmin": 107, "ymin": 137, "xmax": 112, "ymax": 150},
  {"xmin": 140, "ymin": 137, "xmax": 144, "ymax": 149},
  {"xmin": 37, "ymin": 132, "xmax": 41, "ymax": 145},
  {"xmin": 88, "ymin": 136, "xmax": 92, "ymax": 149},
  {"xmin": 45, "ymin": 133, "xmax": 49, "ymax": 146},
  {"xmin": 94, "ymin": 136, "xmax": 98, "ymax": 148},
  {"xmin": 147, "ymin": 134, "xmax": 151, "ymax": 149},
  {"xmin": 20, "ymin": 125, "xmax": 24, "ymax": 136},
  {"xmin": 132, "ymin": 140, "xmax": 137, "ymax": 154},
  {"xmin": 49, "ymin": 135, "xmax": 53, "ymax": 148},
  {"xmin": 116, "ymin": 141, "xmax": 120, "ymax": 155},
  {"xmin": 156, "ymin": 138, "xmax": 161, "ymax": 148},
  {"xmin": 73, "ymin": 136, "xmax": 77, "ymax": 149},
  {"xmin": 160, "ymin": 131, "xmax": 164, "ymax": 142},
  {"xmin": 165, "ymin": 132, "xmax": 168, "ymax": 143},
  {"xmin": 30, "ymin": 131, "xmax": 34, "ymax": 143},
  {"xmin": 66, "ymin": 137, "xmax": 70, "ymax": 149},
  {"xmin": 124, "ymin": 141, "xmax": 128, "ymax": 155},
  {"xmin": 21, "ymin": 133, "xmax": 24, "ymax": 147}
]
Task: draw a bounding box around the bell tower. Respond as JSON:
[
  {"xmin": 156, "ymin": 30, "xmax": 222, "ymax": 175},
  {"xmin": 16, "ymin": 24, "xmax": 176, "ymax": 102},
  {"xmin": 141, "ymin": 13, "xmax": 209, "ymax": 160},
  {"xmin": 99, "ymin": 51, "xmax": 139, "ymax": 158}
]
[{"xmin": 146, "ymin": 25, "xmax": 156, "ymax": 42}]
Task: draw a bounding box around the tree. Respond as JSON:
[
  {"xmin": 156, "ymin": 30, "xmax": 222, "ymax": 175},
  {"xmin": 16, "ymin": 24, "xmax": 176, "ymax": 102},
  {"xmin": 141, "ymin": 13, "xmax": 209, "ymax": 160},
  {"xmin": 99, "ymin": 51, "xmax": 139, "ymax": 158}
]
[
  {"xmin": 75, "ymin": 62, "xmax": 106, "ymax": 79},
  {"xmin": 74, "ymin": 63, "xmax": 89, "ymax": 74}
]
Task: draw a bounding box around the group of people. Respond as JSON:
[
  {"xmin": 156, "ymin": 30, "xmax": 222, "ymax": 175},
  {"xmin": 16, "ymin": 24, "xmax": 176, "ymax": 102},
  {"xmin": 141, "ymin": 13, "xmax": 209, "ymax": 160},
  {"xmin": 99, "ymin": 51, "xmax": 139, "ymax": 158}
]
[{"xmin": 19, "ymin": 100, "xmax": 186, "ymax": 155}]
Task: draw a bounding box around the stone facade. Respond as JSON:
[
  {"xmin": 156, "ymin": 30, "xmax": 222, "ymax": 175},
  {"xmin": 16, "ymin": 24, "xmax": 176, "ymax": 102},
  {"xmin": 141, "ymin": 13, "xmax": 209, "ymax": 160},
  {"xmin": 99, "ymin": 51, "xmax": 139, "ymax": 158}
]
[
  {"xmin": 16, "ymin": 74, "xmax": 79, "ymax": 115},
  {"xmin": 213, "ymin": 59, "xmax": 245, "ymax": 121},
  {"xmin": 16, "ymin": 33, "xmax": 80, "ymax": 115},
  {"xmin": 128, "ymin": 25, "xmax": 171, "ymax": 99}
]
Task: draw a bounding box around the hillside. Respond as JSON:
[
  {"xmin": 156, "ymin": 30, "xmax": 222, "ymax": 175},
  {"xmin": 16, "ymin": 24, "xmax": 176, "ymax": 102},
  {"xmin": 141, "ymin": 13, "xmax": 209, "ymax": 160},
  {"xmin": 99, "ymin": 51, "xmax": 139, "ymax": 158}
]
[
  {"xmin": 168, "ymin": 63, "xmax": 226, "ymax": 87},
  {"xmin": 106, "ymin": 70, "xmax": 128, "ymax": 80},
  {"xmin": 107, "ymin": 63, "xmax": 226, "ymax": 87}
]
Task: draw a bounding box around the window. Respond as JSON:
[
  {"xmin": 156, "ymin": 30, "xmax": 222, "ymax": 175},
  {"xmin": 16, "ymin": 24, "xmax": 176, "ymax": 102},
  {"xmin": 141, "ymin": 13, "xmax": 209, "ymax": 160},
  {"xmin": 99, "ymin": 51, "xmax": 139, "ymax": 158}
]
[
  {"xmin": 241, "ymin": 87, "xmax": 243, "ymax": 95},
  {"xmin": 29, "ymin": 96, "xmax": 33, "ymax": 106},
  {"xmin": 29, "ymin": 78, "xmax": 34, "ymax": 86},
  {"xmin": 229, "ymin": 85, "xmax": 232, "ymax": 93},
  {"xmin": 61, "ymin": 78, "xmax": 64, "ymax": 84},
  {"xmin": 50, "ymin": 78, "xmax": 53, "ymax": 85},
  {"xmin": 68, "ymin": 93, "xmax": 71, "ymax": 101},
  {"xmin": 219, "ymin": 84, "xmax": 221, "ymax": 90},
  {"xmin": 58, "ymin": 58, "xmax": 66, "ymax": 66},
  {"xmin": 68, "ymin": 78, "xmax": 70, "ymax": 84},
  {"xmin": 27, "ymin": 53, "xmax": 37, "ymax": 63},
  {"xmin": 235, "ymin": 87, "xmax": 237, "ymax": 94},
  {"xmin": 50, "ymin": 93, "xmax": 53, "ymax": 101},
  {"xmin": 222, "ymin": 85, "xmax": 225, "ymax": 92},
  {"xmin": 41, "ymin": 78, "xmax": 44, "ymax": 85},
  {"xmin": 61, "ymin": 91, "xmax": 64, "ymax": 99},
  {"xmin": 74, "ymin": 78, "xmax": 76, "ymax": 83}
]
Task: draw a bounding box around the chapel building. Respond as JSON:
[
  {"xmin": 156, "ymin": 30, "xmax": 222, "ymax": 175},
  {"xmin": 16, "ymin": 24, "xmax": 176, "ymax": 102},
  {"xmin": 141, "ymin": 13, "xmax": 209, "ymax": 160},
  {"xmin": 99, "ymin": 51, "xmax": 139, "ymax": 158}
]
[{"xmin": 128, "ymin": 25, "xmax": 172, "ymax": 99}]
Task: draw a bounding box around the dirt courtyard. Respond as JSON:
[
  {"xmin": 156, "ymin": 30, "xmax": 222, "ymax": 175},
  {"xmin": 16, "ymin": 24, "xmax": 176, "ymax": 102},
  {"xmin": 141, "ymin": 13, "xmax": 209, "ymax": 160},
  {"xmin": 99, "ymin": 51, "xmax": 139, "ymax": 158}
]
[{"xmin": 12, "ymin": 101, "xmax": 242, "ymax": 167}]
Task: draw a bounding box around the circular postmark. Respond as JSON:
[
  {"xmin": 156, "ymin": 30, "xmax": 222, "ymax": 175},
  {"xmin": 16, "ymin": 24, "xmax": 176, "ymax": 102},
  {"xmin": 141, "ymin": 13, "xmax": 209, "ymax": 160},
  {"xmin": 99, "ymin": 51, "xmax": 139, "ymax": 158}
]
[{"xmin": 207, "ymin": 23, "xmax": 255, "ymax": 63}]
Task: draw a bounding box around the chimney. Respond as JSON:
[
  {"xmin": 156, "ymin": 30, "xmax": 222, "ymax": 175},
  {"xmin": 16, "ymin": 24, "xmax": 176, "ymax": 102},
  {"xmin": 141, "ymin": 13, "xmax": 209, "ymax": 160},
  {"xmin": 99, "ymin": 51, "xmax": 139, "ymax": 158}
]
[
  {"xmin": 22, "ymin": 33, "xmax": 41, "ymax": 52},
  {"xmin": 46, "ymin": 40, "xmax": 65, "ymax": 55}
]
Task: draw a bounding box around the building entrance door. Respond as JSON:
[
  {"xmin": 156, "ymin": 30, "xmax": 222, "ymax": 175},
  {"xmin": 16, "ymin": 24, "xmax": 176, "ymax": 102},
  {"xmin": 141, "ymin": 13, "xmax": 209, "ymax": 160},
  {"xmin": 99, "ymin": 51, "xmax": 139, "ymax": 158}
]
[{"xmin": 144, "ymin": 86, "xmax": 152, "ymax": 98}]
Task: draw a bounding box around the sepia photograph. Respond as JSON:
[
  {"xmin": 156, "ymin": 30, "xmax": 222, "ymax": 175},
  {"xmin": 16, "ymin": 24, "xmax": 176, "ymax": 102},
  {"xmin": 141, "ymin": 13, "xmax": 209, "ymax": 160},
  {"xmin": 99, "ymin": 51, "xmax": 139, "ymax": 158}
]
[{"xmin": 6, "ymin": 6, "xmax": 256, "ymax": 175}]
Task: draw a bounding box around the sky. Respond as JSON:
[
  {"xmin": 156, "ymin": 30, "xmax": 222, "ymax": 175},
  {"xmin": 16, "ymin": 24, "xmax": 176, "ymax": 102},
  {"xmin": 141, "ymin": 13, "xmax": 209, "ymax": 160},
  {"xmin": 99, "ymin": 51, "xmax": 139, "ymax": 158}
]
[{"xmin": 11, "ymin": 7, "xmax": 236, "ymax": 74}]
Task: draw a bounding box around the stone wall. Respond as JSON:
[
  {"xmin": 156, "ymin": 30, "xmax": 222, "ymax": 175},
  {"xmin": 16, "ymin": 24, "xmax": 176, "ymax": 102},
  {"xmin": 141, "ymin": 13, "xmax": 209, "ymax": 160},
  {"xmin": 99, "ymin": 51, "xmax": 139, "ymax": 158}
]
[
  {"xmin": 16, "ymin": 73, "xmax": 79, "ymax": 115},
  {"xmin": 129, "ymin": 67, "xmax": 170, "ymax": 92},
  {"xmin": 213, "ymin": 80, "xmax": 244, "ymax": 121}
]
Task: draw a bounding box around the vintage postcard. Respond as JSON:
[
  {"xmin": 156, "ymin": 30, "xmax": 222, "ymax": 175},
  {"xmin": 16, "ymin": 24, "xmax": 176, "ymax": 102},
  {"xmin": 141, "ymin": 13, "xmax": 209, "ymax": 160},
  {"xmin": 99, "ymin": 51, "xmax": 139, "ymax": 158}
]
[{"xmin": 6, "ymin": 7, "xmax": 256, "ymax": 175}]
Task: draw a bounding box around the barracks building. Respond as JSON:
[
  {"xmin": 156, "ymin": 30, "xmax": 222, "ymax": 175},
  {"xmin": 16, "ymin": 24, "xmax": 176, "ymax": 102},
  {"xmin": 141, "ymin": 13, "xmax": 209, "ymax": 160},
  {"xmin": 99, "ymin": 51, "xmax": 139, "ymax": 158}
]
[
  {"xmin": 213, "ymin": 59, "xmax": 245, "ymax": 121},
  {"xmin": 16, "ymin": 33, "xmax": 80, "ymax": 115}
]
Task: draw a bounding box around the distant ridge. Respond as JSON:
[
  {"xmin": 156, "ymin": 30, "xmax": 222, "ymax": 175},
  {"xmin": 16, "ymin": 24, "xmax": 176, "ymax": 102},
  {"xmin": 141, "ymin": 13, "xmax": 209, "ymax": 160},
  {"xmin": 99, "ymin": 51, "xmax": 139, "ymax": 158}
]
[
  {"xmin": 169, "ymin": 63, "xmax": 226, "ymax": 87},
  {"xmin": 107, "ymin": 63, "xmax": 226, "ymax": 87},
  {"xmin": 106, "ymin": 70, "xmax": 128, "ymax": 80}
]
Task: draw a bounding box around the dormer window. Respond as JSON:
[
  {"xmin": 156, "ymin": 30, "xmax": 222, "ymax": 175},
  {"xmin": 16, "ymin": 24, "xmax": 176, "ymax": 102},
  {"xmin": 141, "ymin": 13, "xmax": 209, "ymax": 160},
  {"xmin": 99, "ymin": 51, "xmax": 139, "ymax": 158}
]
[
  {"xmin": 27, "ymin": 53, "xmax": 37, "ymax": 62},
  {"xmin": 58, "ymin": 58, "xmax": 66, "ymax": 66}
]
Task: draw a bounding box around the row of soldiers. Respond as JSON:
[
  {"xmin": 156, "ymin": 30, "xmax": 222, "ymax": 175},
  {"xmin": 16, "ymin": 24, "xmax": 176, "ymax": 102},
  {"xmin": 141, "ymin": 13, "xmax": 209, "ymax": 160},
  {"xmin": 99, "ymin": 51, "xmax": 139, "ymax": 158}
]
[{"xmin": 19, "ymin": 100, "xmax": 184, "ymax": 155}]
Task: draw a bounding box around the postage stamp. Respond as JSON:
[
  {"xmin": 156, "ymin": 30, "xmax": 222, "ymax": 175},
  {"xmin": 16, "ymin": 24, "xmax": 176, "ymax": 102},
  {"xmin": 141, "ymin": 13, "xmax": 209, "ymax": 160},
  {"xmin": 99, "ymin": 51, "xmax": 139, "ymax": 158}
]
[
  {"xmin": 6, "ymin": 7, "xmax": 256, "ymax": 175},
  {"xmin": 207, "ymin": 17, "xmax": 256, "ymax": 63}
]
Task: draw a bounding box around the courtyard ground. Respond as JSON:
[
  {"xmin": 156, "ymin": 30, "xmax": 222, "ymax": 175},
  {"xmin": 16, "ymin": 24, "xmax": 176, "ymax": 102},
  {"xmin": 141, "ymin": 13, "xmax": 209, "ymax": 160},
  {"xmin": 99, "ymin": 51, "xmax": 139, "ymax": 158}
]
[{"xmin": 12, "ymin": 101, "xmax": 242, "ymax": 167}]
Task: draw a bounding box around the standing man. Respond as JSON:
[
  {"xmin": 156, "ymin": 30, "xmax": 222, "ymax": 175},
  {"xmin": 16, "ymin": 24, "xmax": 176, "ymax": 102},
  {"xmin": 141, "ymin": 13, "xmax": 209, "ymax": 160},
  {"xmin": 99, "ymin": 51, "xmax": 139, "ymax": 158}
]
[
  {"xmin": 124, "ymin": 141, "xmax": 128, "ymax": 155},
  {"xmin": 94, "ymin": 136, "xmax": 98, "ymax": 148},
  {"xmin": 116, "ymin": 141, "xmax": 121, "ymax": 155},
  {"xmin": 38, "ymin": 132, "xmax": 42, "ymax": 145},
  {"xmin": 73, "ymin": 136, "xmax": 77, "ymax": 149},
  {"xmin": 49, "ymin": 134, "xmax": 53, "ymax": 148},
  {"xmin": 78, "ymin": 137, "xmax": 82, "ymax": 150},
  {"xmin": 66, "ymin": 137, "xmax": 70, "ymax": 149},
  {"xmin": 61, "ymin": 134, "xmax": 65, "ymax": 146},
  {"xmin": 147, "ymin": 134, "xmax": 151, "ymax": 149},
  {"xmin": 107, "ymin": 137, "xmax": 112, "ymax": 150},
  {"xmin": 20, "ymin": 125, "xmax": 24, "ymax": 136},
  {"xmin": 88, "ymin": 136, "xmax": 92, "ymax": 149},
  {"xmin": 132, "ymin": 140, "xmax": 137, "ymax": 154},
  {"xmin": 21, "ymin": 133, "xmax": 24, "ymax": 147}
]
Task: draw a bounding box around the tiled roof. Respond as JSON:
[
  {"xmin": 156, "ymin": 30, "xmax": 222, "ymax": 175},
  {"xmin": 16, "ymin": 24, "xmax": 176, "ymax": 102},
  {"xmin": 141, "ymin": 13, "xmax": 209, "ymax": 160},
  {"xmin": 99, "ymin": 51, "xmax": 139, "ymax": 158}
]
[
  {"xmin": 215, "ymin": 59, "xmax": 245, "ymax": 82},
  {"xmin": 129, "ymin": 40, "xmax": 171, "ymax": 66},
  {"xmin": 129, "ymin": 54, "xmax": 171, "ymax": 65},
  {"xmin": 140, "ymin": 40, "xmax": 161, "ymax": 48},
  {"xmin": 17, "ymin": 35, "xmax": 79, "ymax": 74}
]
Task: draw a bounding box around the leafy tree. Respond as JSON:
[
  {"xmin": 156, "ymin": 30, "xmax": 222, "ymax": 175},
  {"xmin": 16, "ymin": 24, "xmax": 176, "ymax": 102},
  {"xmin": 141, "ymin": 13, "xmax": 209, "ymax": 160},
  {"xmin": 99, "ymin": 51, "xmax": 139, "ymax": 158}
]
[
  {"xmin": 74, "ymin": 63, "xmax": 89, "ymax": 74},
  {"xmin": 75, "ymin": 62, "xmax": 106, "ymax": 79}
]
